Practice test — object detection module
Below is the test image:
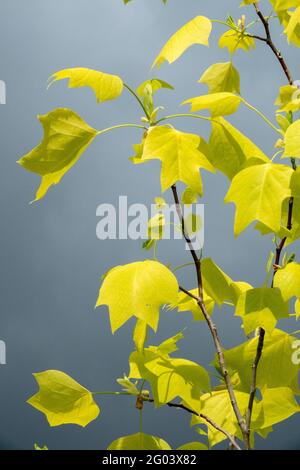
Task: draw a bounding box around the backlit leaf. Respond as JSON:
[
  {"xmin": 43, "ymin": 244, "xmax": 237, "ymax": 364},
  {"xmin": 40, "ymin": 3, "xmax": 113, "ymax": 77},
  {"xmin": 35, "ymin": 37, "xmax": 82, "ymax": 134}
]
[
  {"xmin": 201, "ymin": 258, "xmax": 251, "ymax": 305},
  {"xmin": 129, "ymin": 336, "xmax": 210, "ymax": 413},
  {"xmin": 18, "ymin": 108, "xmax": 98, "ymax": 201},
  {"xmin": 141, "ymin": 126, "xmax": 214, "ymax": 195},
  {"xmin": 27, "ymin": 370, "xmax": 100, "ymax": 427},
  {"xmin": 219, "ymin": 29, "xmax": 255, "ymax": 55},
  {"xmin": 225, "ymin": 163, "xmax": 293, "ymax": 235},
  {"xmin": 152, "ymin": 16, "xmax": 212, "ymax": 68},
  {"xmin": 107, "ymin": 432, "xmax": 171, "ymax": 450},
  {"xmin": 283, "ymin": 119, "xmax": 300, "ymax": 158},
  {"xmin": 183, "ymin": 92, "xmax": 242, "ymax": 117},
  {"xmin": 235, "ymin": 287, "xmax": 289, "ymax": 335},
  {"xmin": 273, "ymin": 262, "xmax": 300, "ymax": 301},
  {"xmin": 199, "ymin": 62, "xmax": 240, "ymax": 94},
  {"xmin": 96, "ymin": 260, "xmax": 179, "ymax": 333},
  {"xmin": 275, "ymin": 84, "xmax": 300, "ymax": 112},
  {"xmin": 208, "ymin": 117, "xmax": 269, "ymax": 179},
  {"xmin": 177, "ymin": 442, "xmax": 208, "ymax": 450},
  {"xmin": 49, "ymin": 68, "xmax": 123, "ymax": 103},
  {"xmin": 222, "ymin": 329, "xmax": 300, "ymax": 391}
]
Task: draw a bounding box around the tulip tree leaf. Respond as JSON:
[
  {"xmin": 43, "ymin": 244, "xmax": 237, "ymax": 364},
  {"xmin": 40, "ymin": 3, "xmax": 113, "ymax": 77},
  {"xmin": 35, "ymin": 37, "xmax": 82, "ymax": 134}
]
[
  {"xmin": 96, "ymin": 260, "xmax": 179, "ymax": 333},
  {"xmin": 275, "ymin": 84, "xmax": 300, "ymax": 112},
  {"xmin": 129, "ymin": 336, "xmax": 210, "ymax": 413},
  {"xmin": 254, "ymin": 387, "xmax": 300, "ymax": 430},
  {"xmin": 199, "ymin": 62, "xmax": 240, "ymax": 94},
  {"xmin": 274, "ymin": 262, "xmax": 300, "ymax": 301},
  {"xmin": 27, "ymin": 370, "xmax": 100, "ymax": 427},
  {"xmin": 183, "ymin": 92, "xmax": 242, "ymax": 117},
  {"xmin": 235, "ymin": 287, "xmax": 289, "ymax": 335},
  {"xmin": 49, "ymin": 68, "xmax": 123, "ymax": 103},
  {"xmin": 18, "ymin": 108, "xmax": 98, "ymax": 201},
  {"xmin": 208, "ymin": 117, "xmax": 269, "ymax": 179},
  {"xmin": 221, "ymin": 329, "xmax": 300, "ymax": 391},
  {"xmin": 219, "ymin": 29, "xmax": 255, "ymax": 55},
  {"xmin": 141, "ymin": 126, "xmax": 214, "ymax": 195},
  {"xmin": 225, "ymin": 163, "xmax": 293, "ymax": 236},
  {"xmin": 152, "ymin": 16, "xmax": 212, "ymax": 68},
  {"xmin": 283, "ymin": 119, "xmax": 300, "ymax": 158},
  {"xmin": 107, "ymin": 432, "xmax": 171, "ymax": 450},
  {"xmin": 177, "ymin": 442, "xmax": 208, "ymax": 450},
  {"xmin": 201, "ymin": 258, "xmax": 252, "ymax": 305},
  {"xmin": 191, "ymin": 389, "xmax": 252, "ymax": 447}
]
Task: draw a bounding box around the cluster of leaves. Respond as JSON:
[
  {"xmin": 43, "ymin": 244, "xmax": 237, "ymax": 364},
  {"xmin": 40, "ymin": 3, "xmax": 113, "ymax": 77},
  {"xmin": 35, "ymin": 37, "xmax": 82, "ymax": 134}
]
[{"xmin": 20, "ymin": 0, "xmax": 300, "ymax": 451}]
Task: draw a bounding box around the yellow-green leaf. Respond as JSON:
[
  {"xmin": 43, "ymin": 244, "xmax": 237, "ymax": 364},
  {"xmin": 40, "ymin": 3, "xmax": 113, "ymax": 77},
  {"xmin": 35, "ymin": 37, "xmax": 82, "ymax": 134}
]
[
  {"xmin": 49, "ymin": 68, "xmax": 123, "ymax": 103},
  {"xmin": 183, "ymin": 92, "xmax": 242, "ymax": 117},
  {"xmin": 285, "ymin": 6, "xmax": 300, "ymax": 44},
  {"xmin": 199, "ymin": 62, "xmax": 240, "ymax": 94},
  {"xmin": 274, "ymin": 262, "xmax": 300, "ymax": 301},
  {"xmin": 27, "ymin": 370, "xmax": 100, "ymax": 427},
  {"xmin": 275, "ymin": 84, "xmax": 300, "ymax": 112},
  {"xmin": 17, "ymin": 108, "xmax": 98, "ymax": 201},
  {"xmin": 254, "ymin": 387, "xmax": 300, "ymax": 430},
  {"xmin": 283, "ymin": 119, "xmax": 300, "ymax": 158},
  {"xmin": 219, "ymin": 29, "xmax": 255, "ymax": 55},
  {"xmin": 96, "ymin": 260, "xmax": 179, "ymax": 333},
  {"xmin": 192, "ymin": 389, "xmax": 251, "ymax": 447},
  {"xmin": 208, "ymin": 117, "xmax": 269, "ymax": 179},
  {"xmin": 130, "ymin": 349, "xmax": 210, "ymax": 413},
  {"xmin": 152, "ymin": 16, "xmax": 212, "ymax": 68},
  {"xmin": 225, "ymin": 163, "xmax": 293, "ymax": 235},
  {"xmin": 141, "ymin": 126, "xmax": 214, "ymax": 195},
  {"xmin": 235, "ymin": 287, "xmax": 289, "ymax": 335},
  {"xmin": 177, "ymin": 442, "xmax": 208, "ymax": 450},
  {"xmin": 107, "ymin": 432, "xmax": 171, "ymax": 450},
  {"xmin": 222, "ymin": 329, "xmax": 300, "ymax": 391},
  {"xmin": 201, "ymin": 258, "xmax": 251, "ymax": 305}
]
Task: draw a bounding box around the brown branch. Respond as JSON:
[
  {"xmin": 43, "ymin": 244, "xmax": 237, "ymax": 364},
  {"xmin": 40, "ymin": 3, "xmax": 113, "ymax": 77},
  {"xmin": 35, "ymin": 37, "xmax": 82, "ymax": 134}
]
[
  {"xmin": 171, "ymin": 185, "xmax": 203, "ymax": 298},
  {"xmin": 253, "ymin": 2, "xmax": 293, "ymax": 85},
  {"xmin": 245, "ymin": 328, "xmax": 265, "ymax": 444},
  {"xmin": 171, "ymin": 184, "xmax": 249, "ymax": 447},
  {"xmin": 145, "ymin": 398, "xmax": 241, "ymax": 450}
]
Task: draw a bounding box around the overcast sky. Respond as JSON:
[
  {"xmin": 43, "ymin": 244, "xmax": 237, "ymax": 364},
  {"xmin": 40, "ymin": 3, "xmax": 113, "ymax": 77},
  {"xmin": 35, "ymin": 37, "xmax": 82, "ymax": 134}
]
[{"xmin": 0, "ymin": 0, "xmax": 299, "ymax": 450}]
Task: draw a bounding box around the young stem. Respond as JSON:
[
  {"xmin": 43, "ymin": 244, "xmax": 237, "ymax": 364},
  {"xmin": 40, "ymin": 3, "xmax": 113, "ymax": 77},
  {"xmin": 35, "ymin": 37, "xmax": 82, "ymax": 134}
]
[
  {"xmin": 124, "ymin": 83, "xmax": 151, "ymax": 120},
  {"xmin": 241, "ymin": 99, "xmax": 281, "ymax": 134},
  {"xmin": 97, "ymin": 123, "xmax": 147, "ymax": 136},
  {"xmin": 154, "ymin": 113, "xmax": 212, "ymax": 126}
]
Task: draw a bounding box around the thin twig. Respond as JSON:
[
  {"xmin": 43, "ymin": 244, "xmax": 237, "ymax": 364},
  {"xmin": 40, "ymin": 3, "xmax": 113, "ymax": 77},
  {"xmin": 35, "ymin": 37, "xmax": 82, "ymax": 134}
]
[
  {"xmin": 146, "ymin": 398, "xmax": 241, "ymax": 450},
  {"xmin": 171, "ymin": 184, "xmax": 249, "ymax": 446},
  {"xmin": 245, "ymin": 328, "xmax": 265, "ymax": 444},
  {"xmin": 253, "ymin": 2, "xmax": 293, "ymax": 85}
]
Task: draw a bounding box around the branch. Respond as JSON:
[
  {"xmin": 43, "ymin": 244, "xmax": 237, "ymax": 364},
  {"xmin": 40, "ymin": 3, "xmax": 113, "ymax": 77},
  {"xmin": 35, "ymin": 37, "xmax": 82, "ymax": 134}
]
[
  {"xmin": 146, "ymin": 398, "xmax": 242, "ymax": 451},
  {"xmin": 245, "ymin": 328, "xmax": 265, "ymax": 443},
  {"xmin": 252, "ymin": 4, "xmax": 297, "ymax": 281},
  {"xmin": 244, "ymin": 5, "xmax": 296, "ymax": 448},
  {"xmin": 171, "ymin": 184, "xmax": 249, "ymax": 447},
  {"xmin": 253, "ymin": 2, "xmax": 293, "ymax": 85},
  {"xmin": 171, "ymin": 185, "xmax": 202, "ymax": 297}
]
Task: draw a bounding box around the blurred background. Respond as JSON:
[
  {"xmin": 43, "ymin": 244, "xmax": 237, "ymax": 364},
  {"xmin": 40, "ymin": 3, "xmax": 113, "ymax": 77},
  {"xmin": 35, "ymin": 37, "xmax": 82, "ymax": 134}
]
[{"xmin": 0, "ymin": 0, "xmax": 299, "ymax": 450}]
